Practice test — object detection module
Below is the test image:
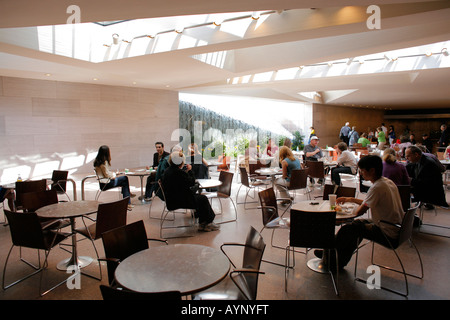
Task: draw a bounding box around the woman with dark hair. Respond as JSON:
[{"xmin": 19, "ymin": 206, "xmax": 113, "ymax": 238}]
[{"xmin": 94, "ymin": 145, "xmax": 135, "ymax": 210}]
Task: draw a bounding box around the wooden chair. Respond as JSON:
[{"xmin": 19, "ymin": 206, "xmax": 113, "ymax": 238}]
[
  {"xmin": 14, "ymin": 179, "xmax": 47, "ymax": 211},
  {"xmin": 75, "ymin": 197, "xmax": 129, "ymax": 280},
  {"xmin": 100, "ymin": 220, "xmax": 167, "ymax": 286},
  {"xmin": 50, "ymin": 170, "xmax": 71, "ymax": 201},
  {"xmin": 276, "ymin": 168, "xmax": 311, "ymax": 202},
  {"xmin": 2, "ymin": 210, "xmax": 71, "ymax": 296}
]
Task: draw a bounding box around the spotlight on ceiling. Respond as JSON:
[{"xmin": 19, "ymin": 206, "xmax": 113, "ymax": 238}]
[
  {"xmin": 175, "ymin": 27, "xmax": 184, "ymax": 34},
  {"xmin": 112, "ymin": 33, "xmax": 119, "ymax": 45},
  {"xmin": 425, "ymin": 51, "xmax": 432, "ymax": 57},
  {"xmin": 442, "ymin": 48, "xmax": 449, "ymax": 56}
]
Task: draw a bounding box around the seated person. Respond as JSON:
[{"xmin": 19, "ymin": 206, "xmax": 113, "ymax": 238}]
[
  {"xmin": 162, "ymin": 151, "xmax": 219, "ymax": 232},
  {"xmin": 186, "ymin": 143, "xmax": 209, "ymax": 179},
  {"xmin": 330, "ymin": 142, "xmax": 357, "ymax": 186},
  {"xmin": 303, "ymin": 136, "xmax": 323, "ymax": 161},
  {"xmin": 275, "ymin": 146, "xmax": 301, "ymax": 203},
  {"xmin": 263, "ymin": 138, "xmax": 278, "ymax": 157},
  {"xmin": 94, "ymin": 145, "xmax": 135, "ymax": 210},
  {"xmin": 382, "ymin": 148, "xmax": 410, "ymax": 186},
  {"xmin": 357, "ymin": 133, "xmax": 371, "ymax": 148},
  {"xmin": 329, "ymin": 155, "xmax": 405, "ymax": 270},
  {"xmin": 405, "ymin": 145, "xmax": 448, "ymax": 208},
  {"xmin": 144, "ymin": 142, "xmax": 170, "ymax": 200}
]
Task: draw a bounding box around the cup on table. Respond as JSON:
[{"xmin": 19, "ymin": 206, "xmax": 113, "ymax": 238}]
[
  {"xmin": 329, "ymin": 194, "xmax": 337, "ymax": 209},
  {"xmin": 124, "ymin": 168, "xmax": 129, "ymax": 173}
]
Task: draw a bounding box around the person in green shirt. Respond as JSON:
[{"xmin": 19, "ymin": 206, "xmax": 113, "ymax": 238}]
[
  {"xmin": 358, "ymin": 132, "xmax": 371, "ymax": 147},
  {"xmin": 376, "ymin": 127, "xmax": 386, "ymax": 149}
]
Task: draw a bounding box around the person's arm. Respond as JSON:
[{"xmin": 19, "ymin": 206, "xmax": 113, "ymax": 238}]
[
  {"xmin": 281, "ymin": 160, "xmax": 288, "ymax": 179},
  {"xmin": 100, "ymin": 164, "xmax": 116, "ymax": 179}
]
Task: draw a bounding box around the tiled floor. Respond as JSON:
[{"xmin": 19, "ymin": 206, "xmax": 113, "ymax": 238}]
[{"xmin": 0, "ymin": 170, "xmax": 449, "ymax": 301}]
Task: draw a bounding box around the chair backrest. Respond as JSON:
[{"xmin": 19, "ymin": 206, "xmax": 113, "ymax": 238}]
[
  {"xmin": 321, "ymin": 184, "xmax": 356, "ymax": 200},
  {"xmin": 305, "ymin": 161, "xmax": 325, "ymax": 179},
  {"xmin": 258, "ymin": 188, "xmax": 279, "ymax": 226},
  {"xmin": 287, "ymin": 168, "xmax": 309, "ymax": 190},
  {"xmin": 192, "ymin": 163, "xmax": 209, "ymax": 179},
  {"xmin": 238, "ymin": 226, "xmax": 266, "ymax": 300},
  {"xmin": 51, "ymin": 170, "xmax": 68, "ymax": 193},
  {"xmin": 15, "ymin": 179, "xmax": 47, "ymax": 209},
  {"xmin": 249, "ymin": 161, "xmax": 269, "ymax": 175},
  {"xmin": 94, "ymin": 197, "xmax": 129, "ymax": 240},
  {"xmin": 396, "ymin": 185, "xmax": 411, "ymax": 213},
  {"xmin": 289, "ymin": 209, "xmax": 336, "ymax": 249},
  {"xmin": 21, "ymin": 189, "xmax": 58, "ymax": 212},
  {"xmin": 99, "ymin": 284, "xmax": 181, "ymax": 300},
  {"xmin": 4, "ymin": 210, "xmax": 47, "ymax": 250},
  {"xmin": 397, "ymin": 205, "xmax": 419, "ymax": 246},
  {"xmin": 239, "ymin": 167, "xmax": 251, "ymax": 187},
  {"xmin": 217, "ymin": 171, "xmax": 234, "ymax": 196},
  {"xmin": 101, "ymin": 220, "xmax": 150, "ymax": 285}
]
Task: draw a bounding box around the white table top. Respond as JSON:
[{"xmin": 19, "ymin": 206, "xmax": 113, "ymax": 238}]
[
  {"xmin": 197, "ymin": 179, "xmax": 222, "ymax": 189},
  {"xmin": 291, "ymin": 200, "xmax": 359, "ymax": 222}
]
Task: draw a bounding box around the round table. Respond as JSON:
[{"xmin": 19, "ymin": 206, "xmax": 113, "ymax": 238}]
[
  {"xmin": 291, "ymin": 200, "xmax": 358, "ymax": 273},
  {"xmin": 36, "ymin": 200, "xmax": 100, "ymax": 270},
  {"xmin": 123, "ymin": 168, "xmax": 155, "ymax": 201},
  {"xmin": 197, "ymin": 179, "xmax": 222, "ymax": 189},
  {"xmin": 114, "ymin": 244, "xmax": 230, "ymax": 295}
]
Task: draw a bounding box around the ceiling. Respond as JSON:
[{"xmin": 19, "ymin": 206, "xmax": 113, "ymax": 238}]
[{"xmin": 0, "ymin": 0, "xmax": 450, "ymax": 111}]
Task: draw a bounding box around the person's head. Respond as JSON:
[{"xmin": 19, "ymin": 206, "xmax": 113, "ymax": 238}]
[
  {"xmin": 283, "ymin": 138, "xmax": 292, "ymax": 148},
  {"xmin": 345, "ymin": 122, "xmax": 350, "ymax": 126},
  {"xmin": 361, "ymin": 132, "xmax": 367, "ymax": 138},
  {"xmin": 376, "ymin": 127, "xmax": 382, "ymax": 132},
  {"xmin": 422, "ymin": 133, "xmax": 429, "ymax": 140},
  {"xmin": 441, "ymin": 124, "xmax": 447, "ymax": 132},
  {"xmin": 279, "ymin": 146, "xmax": 295, "ymax": 161},
  {"xmin": 169, "ymin": 150, "xmax": 185, "ymax": 167},
  {"xmin": 389, "ymin": 125, "xmax": 394, "ymax": 130},
  {"xmin": 352, "ymin": 126, "xmax": 356, "ymax": 131},
  {"xmin": 357, "ymin": 155, "xmax": 382, "ymax": 181},
  {"xmin": 382, "ymin": 148, "xmax": 397, "ymax": 164},
  {"xmin": 405, "ymin": 145, "xmax": 422, "ymax": 163},
  {"xmin": 94, "ymin": 145, "xmax": 111, "ymax": 167},
  {"xmin": 155, "ymin": 142, "xmax": 164, "ymax": 154},
  {"xmin": 336, "ymin": 142, "xmax": 347, "ymax": 153},
  {"xmin": 310, "ymin": 136, "xmax": 319, "ymax": 146},
  {"xmin": 409, "ymin": 133, "xmax": 415, "ymax": 140}
]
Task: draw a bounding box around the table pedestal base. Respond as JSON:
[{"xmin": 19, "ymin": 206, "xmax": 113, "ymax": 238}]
[
  {"xmin": 57, "ymin": 256, "xmax": 93, "ymax": 271},
  {"xmin": 307, "ymin": 257, "xmax": 329, "ymax": 274}
]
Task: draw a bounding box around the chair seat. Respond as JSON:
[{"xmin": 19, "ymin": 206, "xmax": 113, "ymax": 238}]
[{"xmin": 75, "ymin": 224, "xmax": 97, "ymax": 239}]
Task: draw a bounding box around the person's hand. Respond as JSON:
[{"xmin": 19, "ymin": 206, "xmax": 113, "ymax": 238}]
[
  {"xmin": 336, "ymin": 197, "xmax": 350, "ymax": 204},
  {"xmin": 185, "ymin": 164, "xmax": 192, "ymax": 171}
]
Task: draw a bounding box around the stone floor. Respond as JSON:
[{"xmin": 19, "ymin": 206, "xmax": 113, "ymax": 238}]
[{"xmin": 0, "ymin": 169, "xmax": 449, "ymax": 303}]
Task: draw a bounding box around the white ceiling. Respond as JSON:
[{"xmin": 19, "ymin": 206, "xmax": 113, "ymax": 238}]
[{"xmin": 0, "ymin": 0, "xmax": 450, "ymax": 110}]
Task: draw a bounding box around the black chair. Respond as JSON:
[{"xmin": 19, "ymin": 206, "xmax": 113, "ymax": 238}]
[
  {"xmin": 2, "ymin": 210, "xmax": 71, "ymax": 296},
  {"xmin": 14, "ymin": 179, "xmax": 47, "ymax": 211},
  {"xmin": 75, "ymin": 197, "xmax": 129, "ymax": 280},
  {"xmin": 20, "ymin": 189, "xmax": 70, "ymax": 230},
  {"xmin": 354, "ymin": 204, "xmax": 424, "ymax": 297},
  {"xmin": 93, "ymin": 169, "xmax": 121, "ymax": 201},
  {"xmin": 276, "ymin": 168, "xmax": 311, "ymax": 202},
  {"xmin": 51, "ymin": 170, "xmax": 71, "ymax": 201},
  {"xmin": 100, "ymin": 284, "xmax": 181, "ymax": 300},
  {"xmin": 315, "ymin": 184, "xmax": 356, "ymax": 200},
  {"xmin": 204, "ymin": 171, "xmax": 237, "ymax": 224},
  {"xmin": 100, "ymin": 220, "xmax": 167, "ymax": 286},
  {"xmin": 158, "ymin": 180, "xmax": 196, "ymax": 239},
  {"xmin": 285, "ymin": 209, "xmax": 339, "ymax": 295},
  {"xmin": 304, "ymin": 160, "xmax": 325, "ymax": 187},
  {"xmin": 194, "ymin": 226, "xmax": 266, "ymax": 300},
  {"xmin": 236, "ymin": 167, "xmax": 268, "ymax": 209}
]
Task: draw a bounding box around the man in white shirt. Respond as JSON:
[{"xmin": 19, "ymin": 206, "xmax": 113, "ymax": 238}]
[
  {"xmin": 330, "ymin": 142, "xmax": 357, "ymax": 186},
  {"xmin": 332, "ymin": 155, "xmax": 404, "ymax": 269}
]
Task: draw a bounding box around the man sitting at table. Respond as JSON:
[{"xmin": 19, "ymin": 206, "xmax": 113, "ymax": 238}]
[
  {"xmin": 162, "ymin": 150, "xmax": 219, "ymax": 232},
  {"xmin": 321, "ymin": 155, "xmax": 404, "ymax": 270},
  {"xmin": 405, "ymin": 145, "xmax": 448, "ymax": 210},
  {"xmin": 144, "ymin": 141, "xmax": 169, "ymax": 201},
  {"xmin": 304, "ymin": 136, "xmax": 324, "ymax": 184}
]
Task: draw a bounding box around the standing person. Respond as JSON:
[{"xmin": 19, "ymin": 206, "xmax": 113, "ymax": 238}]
[
  {"xmin": 382, "ymin": 148, "xmax": 410, "ymax": 186},
  {"xmin": 339, "ymin": 122, "xmax": 351, "ymax": 145},
  {"xmin": 144, "ymin": 142, "xmax": 169, "ymax": 200},
  {"xmin": 376, "ymin": 127, "xmax": 386, "ymax": 150},
  {"xmin": 409, "ymin": 133, "xmax": 416, "ymax": 145},
  {"xmin": 388, "ymin": 125, "xmax": 396, "ymax": 146},
  {"xmin": 330, "ymin": 142, "xmax": 357, "ymax": 186},
  {"xmin": 161, "ymin": 151, "xmax": 219, "ymax": 232},
  {"xmin": 94, "ymin": 145, "xmax": 135, "ymax": 210},
  {"xmin": 422, "ymin": 133, "xmax": 433, "ymax": 154},
  {"xmin": 367, "ymin": 127, "xmax": 374, "ymax": 142},
  {"xmin": 328, "ymin": 155, "xmax": 405, "ymax": 270},
  {"xmin": 348, "ymin": 126, "xmax": 359, "ymax": 147},
  {"xmin": 405, "ymin": 145, "xmax": 448, "ymax": 209},
  {"xmin": 438, "ymin": 124, "xmax": 449, "ymax": 151},
  {"xmin": 275, "ymin": 146, "xmax": 301, "ymax": 203},
  {"xmin": 381, "ymin": 123, "xmax": 387, "ymax": 136},
  {"xmin": 308, "ymin": 127, "xmax": 316, "ymax": 144}
]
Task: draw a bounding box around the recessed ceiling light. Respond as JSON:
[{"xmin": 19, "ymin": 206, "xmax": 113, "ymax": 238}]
[
  {"xmin": 93, "ymin": 78, "xmax": 98, "ymax": 81},
  {"xmin": 45, "ymin": 73, "xmax": 51, "ymax": 76},
  {"xmin": 425, "ymin": 51, "xmax": 432, "ymax": 57}
]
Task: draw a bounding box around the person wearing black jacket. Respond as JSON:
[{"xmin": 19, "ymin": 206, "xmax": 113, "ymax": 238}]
[
  {"xmin": 405, "ymin": 145, "xmax": 448, "ymax": 209},
  {"xmin": 144, "ymin": 142, "xmax": 170, "ymax": 200},
  {"xmin": 162, "ymin": 151, "xmax": 219, "ymax": 232}
]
